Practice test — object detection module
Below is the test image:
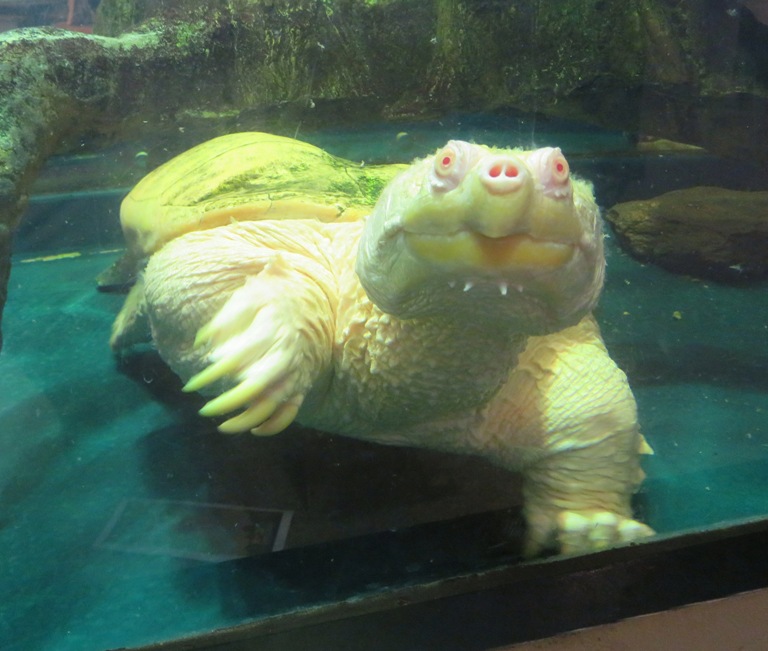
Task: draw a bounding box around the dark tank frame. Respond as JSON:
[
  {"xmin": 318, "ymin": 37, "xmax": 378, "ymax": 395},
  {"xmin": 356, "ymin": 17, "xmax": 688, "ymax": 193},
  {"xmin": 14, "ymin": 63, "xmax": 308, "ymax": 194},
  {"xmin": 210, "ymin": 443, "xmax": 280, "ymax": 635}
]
[{"xmin": 132, "ymin": 517, "xmax": 768, "ymax": 650}]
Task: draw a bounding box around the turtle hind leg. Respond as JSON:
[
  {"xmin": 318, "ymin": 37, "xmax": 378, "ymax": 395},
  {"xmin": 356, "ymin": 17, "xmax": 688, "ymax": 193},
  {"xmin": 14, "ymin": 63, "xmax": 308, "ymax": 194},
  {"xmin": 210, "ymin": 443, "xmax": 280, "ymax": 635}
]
[
  {"xmin": 110, "ymin": 277, "xmax": 151, "ymax": 351},
  {"xmin": 97, "ymin": 251, "xmax": 141, "ymax": 292}
]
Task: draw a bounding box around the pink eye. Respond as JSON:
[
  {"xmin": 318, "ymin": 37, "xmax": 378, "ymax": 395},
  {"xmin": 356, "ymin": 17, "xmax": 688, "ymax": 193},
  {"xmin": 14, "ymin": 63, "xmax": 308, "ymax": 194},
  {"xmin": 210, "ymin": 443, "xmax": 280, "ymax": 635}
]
[
  {"xmin": 435, "ymin": 147, "xmax": 457, "ymax": 177},
  {"xmin": 430, "ymin": 140, "xmax": 482, "ymax": 193},
  {"xmin": 552, "ymin": 154, "xmax": 569, "ymax": 182},
  {"xmin": 526, "ymin": 147, "xmax": 572, "ymax": 200}
]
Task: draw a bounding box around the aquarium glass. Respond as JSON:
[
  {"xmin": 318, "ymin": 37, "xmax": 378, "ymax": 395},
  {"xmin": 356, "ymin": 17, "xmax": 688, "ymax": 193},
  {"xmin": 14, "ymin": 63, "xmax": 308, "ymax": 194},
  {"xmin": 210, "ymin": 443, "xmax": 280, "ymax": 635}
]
[{"xmin": 1, "ymin": 2, "xmax": 767, "ymax": 650}]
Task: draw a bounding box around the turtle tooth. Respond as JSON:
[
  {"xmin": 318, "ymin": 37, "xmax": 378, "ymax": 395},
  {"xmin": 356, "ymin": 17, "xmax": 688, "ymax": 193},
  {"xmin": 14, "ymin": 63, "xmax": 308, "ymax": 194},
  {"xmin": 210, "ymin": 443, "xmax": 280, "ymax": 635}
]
[
  {"xmin": 498, "ymin": 282, "xmax": 508, "ymax": 296},
  {"xmin": 463, "ymin": 281, "xmax": 474, "ymax": 292}
]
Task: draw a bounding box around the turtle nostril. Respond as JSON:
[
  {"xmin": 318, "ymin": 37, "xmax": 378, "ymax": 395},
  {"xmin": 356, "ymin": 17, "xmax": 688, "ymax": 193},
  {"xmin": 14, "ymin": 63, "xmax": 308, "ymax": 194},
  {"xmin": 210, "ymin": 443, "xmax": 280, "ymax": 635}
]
[
  {"xmin": 488, "ymin": 163, "xmax": 518, "ymax": 179},
  {"xmin": 481, "ymin": 157, "xmax": 525, "ymax": 194}
]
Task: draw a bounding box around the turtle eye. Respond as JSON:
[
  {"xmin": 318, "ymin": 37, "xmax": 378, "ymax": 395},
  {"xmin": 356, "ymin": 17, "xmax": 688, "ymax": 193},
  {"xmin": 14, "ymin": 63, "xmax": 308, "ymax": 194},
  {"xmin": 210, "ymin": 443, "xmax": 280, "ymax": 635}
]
[
  {"xmin": 550, "ymin": 151, "xmax": 570, "ymax": 183},
  {"xmin": 430, "ymin": 141, "xmax": 475, "ymax": 192},
  {"xmin": 527, "ymin": 147, "xmax": 572, "ymax": 199},
  {"xmin": 435, "ymin": 146, "xmax": 458, "ymax": 178}
]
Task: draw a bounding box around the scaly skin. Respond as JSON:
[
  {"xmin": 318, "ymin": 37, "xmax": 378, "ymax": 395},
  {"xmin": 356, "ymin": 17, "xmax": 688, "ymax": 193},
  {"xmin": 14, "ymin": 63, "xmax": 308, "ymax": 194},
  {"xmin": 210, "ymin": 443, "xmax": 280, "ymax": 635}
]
[{"xmin": 130, "ymin": 138, "xmax": 654, "ymax": 555}]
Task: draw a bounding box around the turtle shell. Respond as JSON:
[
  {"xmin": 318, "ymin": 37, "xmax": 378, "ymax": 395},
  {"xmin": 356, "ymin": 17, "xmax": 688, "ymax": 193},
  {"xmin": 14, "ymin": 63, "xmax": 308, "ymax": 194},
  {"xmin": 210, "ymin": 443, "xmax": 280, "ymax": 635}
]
[{"xmin": 100, "ymin": 132, "xmax": 406, "ymax": 288}]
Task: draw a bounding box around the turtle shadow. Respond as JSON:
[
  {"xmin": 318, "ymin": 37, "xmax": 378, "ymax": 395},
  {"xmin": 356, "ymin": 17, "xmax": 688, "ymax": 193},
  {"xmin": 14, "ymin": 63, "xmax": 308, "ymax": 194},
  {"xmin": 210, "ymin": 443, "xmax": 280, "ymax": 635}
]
[
  {"xmin": 112, "ymin": 347, "xmax": 205, "ymax": 413},
  {"xmin": 612, "ymin": 342, "xmax": 768, "ymax": 392}
]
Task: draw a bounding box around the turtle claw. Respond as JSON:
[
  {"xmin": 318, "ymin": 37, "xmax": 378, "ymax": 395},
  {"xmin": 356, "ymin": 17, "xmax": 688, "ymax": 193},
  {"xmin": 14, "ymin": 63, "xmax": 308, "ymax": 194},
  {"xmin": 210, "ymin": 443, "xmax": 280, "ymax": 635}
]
[
  {"xmin": 524, "ymin": 509, "xmax": 655, "ymax": 557},
  {"xmin": 183, "ymin": 357, "xmax": 234, "ymax": 393},
  {"xmin": 209, "ymin": 371, "xmax": 304, "ymax": 436},
  {"xmin": 187, "ymin": 317, "xmax": 277, "ymax": 393},
  {"xmin": 196, "ymin": 344, "xmax": 305, "ymax": 435},
  {"xmin": 197, "ymin": 350, "xmax": 289, "ymax": 415},
  {"xmin": 250, "ymin": 399, "xmax": 302, "ymax": 436},
  {"xmin": 184, "ymin": 260, "xmax": 332, "ymax": 435},
  {"xmin": 217, "ymin": 396, "xmax": 281, "ymax": 434}
]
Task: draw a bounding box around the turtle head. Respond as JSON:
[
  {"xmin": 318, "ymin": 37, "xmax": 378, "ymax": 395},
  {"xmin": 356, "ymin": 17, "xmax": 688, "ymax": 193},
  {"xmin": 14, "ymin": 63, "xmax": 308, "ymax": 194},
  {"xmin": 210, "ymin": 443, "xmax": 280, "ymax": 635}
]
[{"xmin": 356, "ymin": 140, "xmax": 604, "ymax": 334}]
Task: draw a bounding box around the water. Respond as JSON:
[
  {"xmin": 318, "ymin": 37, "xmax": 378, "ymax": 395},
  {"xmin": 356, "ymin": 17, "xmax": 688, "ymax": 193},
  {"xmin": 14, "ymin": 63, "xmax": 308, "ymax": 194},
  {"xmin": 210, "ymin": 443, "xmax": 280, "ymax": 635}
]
[{"xmin": 1, "ymin": 112, "xmax": 766, "ymax": 649}]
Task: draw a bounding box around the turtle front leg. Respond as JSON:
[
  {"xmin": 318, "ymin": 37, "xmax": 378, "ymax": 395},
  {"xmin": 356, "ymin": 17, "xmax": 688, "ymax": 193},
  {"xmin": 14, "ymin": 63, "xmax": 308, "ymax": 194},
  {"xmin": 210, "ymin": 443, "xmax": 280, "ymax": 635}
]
[
  {"xmin": 480, "ymin": 316, "xmax": 655, "ymax": 556},
  {"xmin": 522, "ymin": 429, "xmax": 654, "ymax": 556},
  {"xmin": 143, "ymin": 223, "xmax": 336, "ymax": 435},
  {"xmin": 186, "ymin": 253, "xmax": 335, "ymax": 435}
]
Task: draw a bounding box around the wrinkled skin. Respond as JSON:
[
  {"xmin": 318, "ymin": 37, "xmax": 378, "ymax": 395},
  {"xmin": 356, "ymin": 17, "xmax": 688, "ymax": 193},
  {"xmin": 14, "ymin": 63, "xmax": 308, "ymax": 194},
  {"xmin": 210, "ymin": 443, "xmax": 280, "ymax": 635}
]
[{"xmin": 116, "ymin": 137, "xmax": 654, "ymax": 555}]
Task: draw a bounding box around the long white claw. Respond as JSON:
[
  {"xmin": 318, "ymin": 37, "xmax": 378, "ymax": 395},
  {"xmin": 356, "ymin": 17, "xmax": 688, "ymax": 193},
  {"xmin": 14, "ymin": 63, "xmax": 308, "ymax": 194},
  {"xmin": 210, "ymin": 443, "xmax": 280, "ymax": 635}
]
[
  {"xmin": 251, "ymin": 400, "xmax": 301, "ymax": 436},
  {"xmin": 184, "ymin": 355, "xmax": 240, "ymax": 393},
  {"xmin": 217, "ymin": 397, "xmax": 281, "ymax": 434},
  {"xmin": 618, "ymin": 519, "xmax": 655, "ymax": 543},
  {"xmin": 588, "ymin": 512, "xmax": 619, "ymax": 549},
  {"xmin": 198, "ymin": 351, "xmax": 288, "ymax": 416},
  {"xmin": 557, "ymin": 511, "xmax": 589, "ymax": 554},
  {"xmin": 185, "ymin": 330, "xmax": 274, "ymax": 393},
  {"xmin": 638, "ymin": 437, "xmax": 654, "ymax": 455}
]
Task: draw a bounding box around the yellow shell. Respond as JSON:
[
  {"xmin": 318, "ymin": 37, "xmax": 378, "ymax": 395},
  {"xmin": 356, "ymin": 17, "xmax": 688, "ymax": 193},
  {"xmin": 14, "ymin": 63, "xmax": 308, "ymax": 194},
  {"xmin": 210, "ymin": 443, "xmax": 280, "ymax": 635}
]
[{"xmin": 120, "ymin": 132, "xmax": 407, "ymax": 259}]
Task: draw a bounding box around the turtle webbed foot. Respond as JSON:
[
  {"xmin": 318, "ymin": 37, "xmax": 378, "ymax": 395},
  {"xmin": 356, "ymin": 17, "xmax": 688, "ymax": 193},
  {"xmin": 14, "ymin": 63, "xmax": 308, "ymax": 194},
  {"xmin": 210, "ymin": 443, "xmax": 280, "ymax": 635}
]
[{"xmin": 524, "ymin": 508, "xmax": 654, "ymax": 557}]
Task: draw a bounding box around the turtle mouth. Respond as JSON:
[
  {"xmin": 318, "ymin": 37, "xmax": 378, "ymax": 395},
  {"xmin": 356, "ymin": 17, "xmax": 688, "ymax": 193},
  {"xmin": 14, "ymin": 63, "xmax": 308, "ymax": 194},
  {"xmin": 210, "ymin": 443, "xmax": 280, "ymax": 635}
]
[{"xmin": 404, "ymin": 230, "xmax": 575, "ymax": 270}]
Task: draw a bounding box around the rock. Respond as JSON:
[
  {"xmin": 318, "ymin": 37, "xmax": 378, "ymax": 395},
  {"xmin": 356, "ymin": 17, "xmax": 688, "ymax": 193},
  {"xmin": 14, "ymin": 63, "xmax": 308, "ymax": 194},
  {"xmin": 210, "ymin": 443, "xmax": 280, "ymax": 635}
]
[{"xmin": 606, "ymin": 187, "xmax": 768, "ymax": 281}]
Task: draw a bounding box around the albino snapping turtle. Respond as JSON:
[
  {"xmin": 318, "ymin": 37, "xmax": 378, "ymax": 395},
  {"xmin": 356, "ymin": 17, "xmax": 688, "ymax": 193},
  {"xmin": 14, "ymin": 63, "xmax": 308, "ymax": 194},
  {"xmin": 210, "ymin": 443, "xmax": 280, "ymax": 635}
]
[{"xmin": 111, "ymin": 132, "xmax": 654, "ymax": 555}]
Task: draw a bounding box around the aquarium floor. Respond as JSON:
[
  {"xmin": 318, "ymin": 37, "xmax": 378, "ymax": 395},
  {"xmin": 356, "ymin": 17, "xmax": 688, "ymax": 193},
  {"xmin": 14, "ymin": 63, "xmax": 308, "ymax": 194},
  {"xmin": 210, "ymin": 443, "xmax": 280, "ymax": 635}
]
[{"xmin": 2, "ymin": 116, "xmax": 768, "ymax": 650}]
